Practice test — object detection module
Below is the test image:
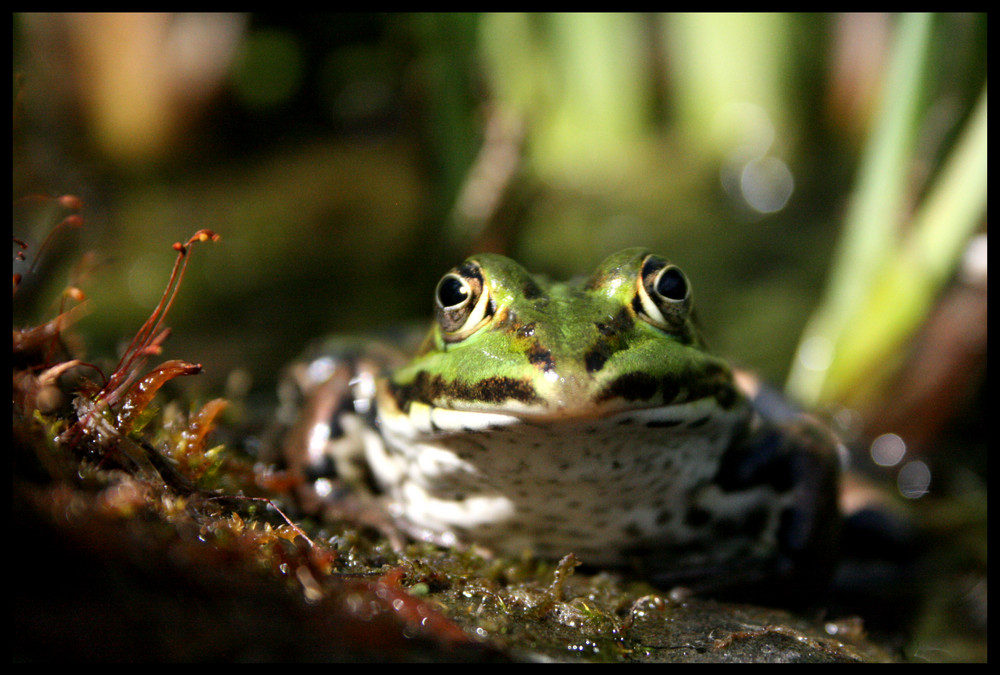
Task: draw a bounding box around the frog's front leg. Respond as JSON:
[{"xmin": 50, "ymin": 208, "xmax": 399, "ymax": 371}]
[
  {"xmin": 642, "ymin": 411, "xmax": 842, "ymax": 604},
  {"xmin": 725, "ymin": 413, "xmax": 842, "ymax": 594},
  {"xmin": 276, "ymin": 343, "xmax": 406, "ymax": 543}
]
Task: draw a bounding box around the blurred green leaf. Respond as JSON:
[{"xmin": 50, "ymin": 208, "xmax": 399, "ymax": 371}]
[{"xmin": 786, "ymin": 13, "xmax": 987, "ymax": 407}]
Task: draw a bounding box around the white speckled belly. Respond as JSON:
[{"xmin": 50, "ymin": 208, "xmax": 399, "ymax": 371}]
[{"xmin": 370, "ymin": 397, "xmax": 782, "ymax": 565}]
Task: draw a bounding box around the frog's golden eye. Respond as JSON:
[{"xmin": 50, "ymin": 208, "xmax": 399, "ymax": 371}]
[
  {"xmin": 434, "ymin": 261, "xmax": 493, "ymax": 340},
  {"xmin": 635, "ymin": 255, "xmax": 692, "ymax": 331}
]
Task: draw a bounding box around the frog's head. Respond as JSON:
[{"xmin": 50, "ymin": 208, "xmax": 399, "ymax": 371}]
[{"xmin": 384, "ymin": 248, "xmax": 741, "ymax": 421}]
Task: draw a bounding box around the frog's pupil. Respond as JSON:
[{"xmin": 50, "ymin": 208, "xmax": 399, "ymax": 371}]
[
  {"xmin": 656, "ymin": 268, "xmax": 687, "ymax": 301},
  {"xmin": 438, "ymin": 275, "xmax": 470, "ymax": 308}
]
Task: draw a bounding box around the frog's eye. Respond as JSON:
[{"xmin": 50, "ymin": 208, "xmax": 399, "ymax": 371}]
[
  {"xmin": 635, "ymin": 255, "xmax": 692, "ymax": 331},
  {"xmin": 434, "ymin": 262, "xmax": 493, "ymax": 340}
]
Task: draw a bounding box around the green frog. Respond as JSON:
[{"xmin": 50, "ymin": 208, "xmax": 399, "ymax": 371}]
[{"xmin": 277, "ymin": 248, "xmax": 842, "ymax": 597}]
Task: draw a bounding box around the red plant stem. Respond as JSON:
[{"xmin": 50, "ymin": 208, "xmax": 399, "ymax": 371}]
[{"xmin": 103, "ymin": 230, "xmax": 218, "ymax": 408}]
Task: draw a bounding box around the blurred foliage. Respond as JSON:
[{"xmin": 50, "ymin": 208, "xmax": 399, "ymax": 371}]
[
  {"xmin": 786, "ymin": 14, "xmax": 987, "ymax": 409},
  {"xmin": 13, "ymin": 14, "xmax": 985, "ymax": 397}
]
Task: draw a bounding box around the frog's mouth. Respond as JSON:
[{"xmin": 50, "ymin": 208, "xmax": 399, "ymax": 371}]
[{"xmin": 378, "ymin": 390, "xmax": 741, "ymax": 439}]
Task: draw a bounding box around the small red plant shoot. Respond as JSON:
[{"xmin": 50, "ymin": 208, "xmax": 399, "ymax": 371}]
[
  {"xmin": 57, "ymin": 229, "xmax": 220, "ymax": 459},
  {"xmin": 13, "ymin": 194, "xmax": 93, "ymax": 416},
  {"xmin": 13, "ymin": 192, "xmax": 85, "ymax": 295}
]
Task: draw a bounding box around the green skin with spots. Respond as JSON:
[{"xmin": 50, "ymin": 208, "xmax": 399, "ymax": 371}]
[{"xmin": 388, "ymin": 249, "xmax": 737, "ymax": 417}]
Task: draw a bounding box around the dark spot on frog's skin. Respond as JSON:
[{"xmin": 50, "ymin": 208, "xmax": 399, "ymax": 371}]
[
  {"xmin": 714, "ymin": 381, "xmax": 741, "ymax": 410},
  {"xmin": 303, "ymin": 453, "xmax": 337, "ymax": 483},
  {"xmin": 596, "ymin": 372, "xmax": 659, "ymax": 402},
  {"xmin": 584, "ymin": 344, "xmax": 610, "ymax": 373},
  {"xmin": 584, "ymin": 308, "xmax": 634, "ymax": 373},
  {"xmin": 521, "ymin": 277, "xmax": 545, "ymax": 300},
  {"xmin": 659, "ymin": 378, "xmax": 683, "ymax": 404},
  {"xmin": 685, "ymin": 505, "xmax": 712, "ymax": 528},
  {"xmin": 597, "ymin": 362, "xmax": 742, "ymax": 411},
  {"xmin": 645, "ymin": 419, "xmax": 683, "ymax": 429},
  {"xmin": 623, "ymin": 522, "xmax": 643, "ymax": 538},
  {"xmin": 507, "ymin": 319, "xmax": 555, "ymax": 373},
  {"xmin": 685, "ymin": 366, "xmax": 741, "ymax": 408},
  {"xmin": 526, "ymin": 339, "xmax": 556, "ymax": 372},
  {"xmin": 599, "ymin": 307, "xmax": 635, "ymax": 336},
  {"xmin": 513, "ymin": 320, "xmax": 535, "ymax": 339},
  {"xmin": 630, "ymin": 293, "xmax": 644, "ymax": 317},
  {"xmin": 742, "ymin": 505, "xmax": 771, "ymax": 539},
  {"xmin": 715, "ymin": 425, "xmax": 797, "ymax": 494},
  {"xmin": 687, "ymin": 415, "xmax": 711, "ymax": 429},
  {"xmin": 712, "ymin": 518, "xmax": 742, "ymax": 539},
  {"xmin": 465, "ymin": 376, "xmax": 539, "ymax": 404},
  {"xmin": 389, "ymin": 370, "xmax": 543, "ymax": 410}
]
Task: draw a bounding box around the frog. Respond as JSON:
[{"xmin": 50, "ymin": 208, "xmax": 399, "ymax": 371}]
[{"xmin": 276, "ymin": 248, "xmax": 842, "ymax": 598}]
